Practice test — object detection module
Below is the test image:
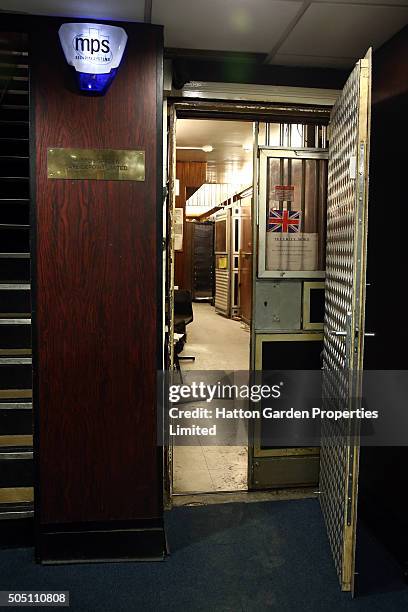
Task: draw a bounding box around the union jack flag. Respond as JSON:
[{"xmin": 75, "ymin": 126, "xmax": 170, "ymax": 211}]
[{"xmin": 268, "ymin": 209, "xmax": 301, "ymax": 233}]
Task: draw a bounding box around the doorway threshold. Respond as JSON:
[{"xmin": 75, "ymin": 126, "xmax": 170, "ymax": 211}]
[{"xmin": 172, "ymin": 488, "xmax": 317, "ymax": 507}]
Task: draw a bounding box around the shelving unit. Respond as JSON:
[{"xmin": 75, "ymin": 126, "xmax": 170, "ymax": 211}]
[{"xmin": 0, "ymin": 33, "xmax": 33, "ymax": 528}]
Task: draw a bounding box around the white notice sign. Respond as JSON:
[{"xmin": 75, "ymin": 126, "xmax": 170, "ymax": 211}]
[{"xmin": 266, "ymin": 233, "xmax": 318, "ymax": 271}]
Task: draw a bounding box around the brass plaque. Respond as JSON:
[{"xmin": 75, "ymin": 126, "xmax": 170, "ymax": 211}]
[{"xmin": 47, "ymin": 148, "xmax": 145, "ymax": 181}]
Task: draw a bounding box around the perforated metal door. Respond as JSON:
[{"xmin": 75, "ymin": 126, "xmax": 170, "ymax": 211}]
[{"xmin": 320, "ymin": 50, "xmax": 371, "ymax": 593}]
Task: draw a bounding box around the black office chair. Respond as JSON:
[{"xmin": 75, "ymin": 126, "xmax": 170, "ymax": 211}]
[
  {"xmin": 174, "ymin": 290, "xmax": 193, "ymax": 335},
  {"xmin": 174, "ymin": 290, "xmax": 195, "ymax": 372}
]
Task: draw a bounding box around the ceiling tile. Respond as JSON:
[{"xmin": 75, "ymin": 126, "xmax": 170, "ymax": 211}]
[
  {"xmin": 278, "ymin": 3, "xmax": 408, "ymax": 60},
  {"xmin": 152, "ymin": 0, "xmax": 303, "ymax": 53},
  {"xmin": 0, "ymin": 0, "xmax": 145, "ymax": 21}
]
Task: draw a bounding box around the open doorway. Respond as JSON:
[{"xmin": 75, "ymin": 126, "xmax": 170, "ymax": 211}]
[
  {"xmin": 172, "ymin": 118, "xmax": 253, "ymax": 495},
  {"xmin": 168, "ymin": 113, "xmax": 331, "ymax": 498}
]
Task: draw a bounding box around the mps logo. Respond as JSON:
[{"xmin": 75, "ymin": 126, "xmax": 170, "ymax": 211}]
[
  {"xmin": 59, "ymin": 23, "xmax": 128, "ymax": 93},
  {"xmin": 72, "ymin": 27, "xmax": 113, "ymax": 65}
]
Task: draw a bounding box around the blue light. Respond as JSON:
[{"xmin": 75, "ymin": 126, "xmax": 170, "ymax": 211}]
[{"xmin": 76, "ymin": 68, "xmax": 118, "ymax": 94}]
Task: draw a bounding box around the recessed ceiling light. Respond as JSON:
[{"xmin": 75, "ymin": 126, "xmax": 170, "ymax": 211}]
[{"xmin": 176, "ymin": 145, "xmax": 214, "ymax": 152}]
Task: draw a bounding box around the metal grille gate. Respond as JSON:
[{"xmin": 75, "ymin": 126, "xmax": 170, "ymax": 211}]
[{"xmin": 320, "ymin": 50, "xmax": 371, "ymax": 592}]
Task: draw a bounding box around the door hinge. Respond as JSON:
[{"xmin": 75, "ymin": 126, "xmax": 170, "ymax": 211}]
[{"xmin": 358, "ymin": 143, "xmax": 366, "ymax": 203}]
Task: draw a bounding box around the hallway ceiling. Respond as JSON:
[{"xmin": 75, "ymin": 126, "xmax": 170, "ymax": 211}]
[
  {"xmin": 1, "ymin": 0, "xmax": 408, "ymax": 68},
  {"xmin": 177, "ymin": 120, "xmax": 253, "ymax": 163},
  {"xmin": 177, "ymin": 119, "xmax": 253, "ymax": 185}
]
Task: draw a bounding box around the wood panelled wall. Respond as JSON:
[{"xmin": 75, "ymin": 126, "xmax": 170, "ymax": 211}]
[
  {"xmin": 371, "ymin": 25, "xmax": 408, "ymax": 108},
  {"xmin": 174, "ymin": 161, "xmax": 206, "ymax": 290},
  {"xmin": 365, "ymin": 25, "xmax": 408, "ymax": 370},
  {"xmin": 31, "ymin": 19, "xmax": 163, "ymax": 532},
  {"xmin": 356, "ymin": 25, "xmax": 408, "ymax": 585}
]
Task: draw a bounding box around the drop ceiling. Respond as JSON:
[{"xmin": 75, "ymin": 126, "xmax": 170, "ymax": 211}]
[
  {"xmin": 0, "ymin": 0, "xmax": 145, "ymax": 22},
  {"xmin": 1, "ymin": 0, "xmax": 408, "ymax": 68}
]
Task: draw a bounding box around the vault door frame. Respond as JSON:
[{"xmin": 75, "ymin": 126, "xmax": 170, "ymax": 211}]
[
  {"xmin": 164, "ymin": 104, "xmax": 177, "ymax": 509},
  {"xmin": 166, "ymin": 101, "xmax": 333, "ymax": 499},
  {"xmin": 167, "ymin": 105, "xmax": 177, "ymax": 373},
  {"xmin": 319, "ymin": 49, "xmax": 372, "ymax": 594}
]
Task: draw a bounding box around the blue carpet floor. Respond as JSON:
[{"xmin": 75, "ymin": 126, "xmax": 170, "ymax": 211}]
[{"xmin": 0, "ymin": 498, "xmax": 407, "ymax": 611}]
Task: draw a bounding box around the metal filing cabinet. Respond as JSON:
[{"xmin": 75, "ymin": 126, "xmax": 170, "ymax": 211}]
[
  {"xmin": 214, "ymin": 208, "xmax": 230, "ymax": 316},
  {"xmin": 214, "ymin": 202, "xmax": 246, "ymax": 318}
]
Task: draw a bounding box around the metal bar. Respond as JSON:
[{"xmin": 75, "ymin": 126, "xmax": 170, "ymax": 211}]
[
  {"xmin": 0, "ymin": 390, "xmax": 32, "ymax": 399},
  {"xmin": 0, "ymin": 284, "xmax": 30, "ymax": 290},
  {"xmin": 258, "ymin": 147, "xmax": 329, "ymax": 159},
  {"xmin": 0, "ymin": 224, "xmax": 30, "ymax": 229},
  {"xmin": 0, "ymin": 509, "xmax": 34, "ymax": 520},
  {"xmin": 0, "ymin": 157, "xmax": 29, "ymax": 162},
  {"xmin": 0, "ymin": 319, "xmax": 30, "ymax": 324},
  {"xmin": 0, "ymin": 198, "xmax": 29, "ymax": 202},
  {"xmin": 317, "ymin": 159, "xmax": 327, "ymax": 269},
  {"xmin": 0, "ymin": 452, "xmax": 33, "ymax": 460},
  {"xmin": 0, "ymin": 358, "xmax": 31, "ymax": 364},
  {"xmin": 0, "ymin": 403, "xmax": 32, "ymax": 409},
  {"xmin": 0, "ymin": 435, "xmax": 33, "ymax": 447},
  {"xmin": 0, "ymin": 349, "xmax": 31, "ymax": 356},
  {"xmin": 0, "ymin": 488, "xmax": 33, "ymax": 503},
  {"xmin": 174, "ymin": 101, "xmax": 331, "ymax": 123}
]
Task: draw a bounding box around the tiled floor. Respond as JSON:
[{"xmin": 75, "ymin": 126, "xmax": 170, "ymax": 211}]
[
  {"xmin": 174, "ymin": 303, "xmax": 249, "ymax": 494},
  {"xmin": 179, "ymin": 302, "xmax": 250, "ymax": 371},
  {"xmin": 173, "ymin": 444, "xmax": 248, "ymax": 494}
]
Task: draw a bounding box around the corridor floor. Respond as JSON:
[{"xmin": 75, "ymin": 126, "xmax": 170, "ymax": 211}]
[
  {"xmin": 174, "ymin": 303, "xmax": 249, "ymax": 494},
  {"xmin": 179, "ymin": 301, "xmax": 249, "ymax": 371}
]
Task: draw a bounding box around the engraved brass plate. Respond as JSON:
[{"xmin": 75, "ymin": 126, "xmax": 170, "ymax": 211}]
[{"xmin": 47, "ymin": 148, "xmax": 145, "ymax": 181}]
